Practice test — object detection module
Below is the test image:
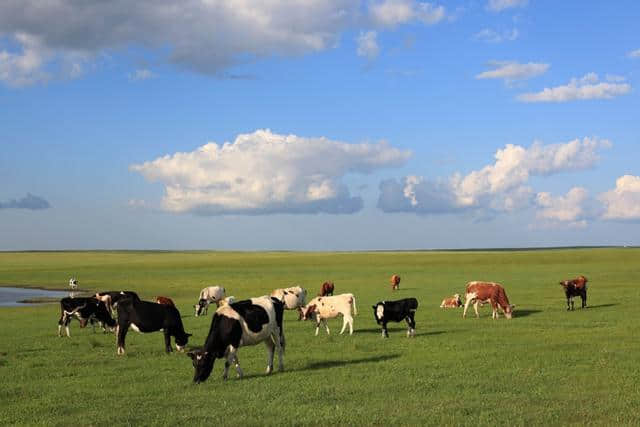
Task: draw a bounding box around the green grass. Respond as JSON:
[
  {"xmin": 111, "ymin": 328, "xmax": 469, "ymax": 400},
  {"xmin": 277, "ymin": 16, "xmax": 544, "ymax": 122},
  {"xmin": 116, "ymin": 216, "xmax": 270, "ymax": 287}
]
[{"xmin": 0, "ymin": 249, "xmax": 638, "ymax": 425}]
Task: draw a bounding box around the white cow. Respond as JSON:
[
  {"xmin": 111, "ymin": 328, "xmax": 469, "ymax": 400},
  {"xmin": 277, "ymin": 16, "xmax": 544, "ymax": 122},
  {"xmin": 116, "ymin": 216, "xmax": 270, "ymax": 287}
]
[
  {"xmin": 194, "ymin": 286, "xmax": 226, "ymax": 316},
  {"xmin": 270, "ymin": 286, "xmax": 307, "ymax": 313},
  {"xmin": 300, "ymin": 294, "xmax": 357, "ymax": 336}
]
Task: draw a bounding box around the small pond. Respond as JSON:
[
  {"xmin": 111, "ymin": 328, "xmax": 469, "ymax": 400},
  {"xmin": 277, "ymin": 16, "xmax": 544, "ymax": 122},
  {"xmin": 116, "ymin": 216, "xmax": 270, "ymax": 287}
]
[{"xmin": 0, "ymin": 287, "xmax": 69, "ymax": 307}]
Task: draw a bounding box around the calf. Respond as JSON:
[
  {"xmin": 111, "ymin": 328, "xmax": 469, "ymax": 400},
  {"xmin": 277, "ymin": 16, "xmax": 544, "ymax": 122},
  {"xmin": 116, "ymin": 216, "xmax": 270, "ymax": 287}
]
[
  {"xmin": 390, "ymin": 274, "xmax": 401, "ymax": 290},
  {"xmin": 155, "ymin": 296, "xmax": 175, "ymax": 307},
  {"xmin": 57, "ymin": 297, "xmax": 116, "ymax": 337},
  {"xmin": 560, "ymin": 275, "xmax": 588, "ymax": 310},
  {"xmin": 463, "ymin": 281, "xmax": 514, "ymax": 319},
  {"xmin": 95, "ymin": 291, "xmax": 140, "ymax": 315},
  {"xmin": 116, "ymin": 297, "xmax": 191, "ymax": 355},
  {"xmin": 372, "ymin": 298, "xmax": 418, "ymax": 338},
  {"xmin": 271, "ymin": 286, "xmax": 307, "ymax": 319},
  {"xmin": 440, "ymin": 294, "xmax": 462, "ymax": 308},
  {"xmin": 319, "ymin": 281, "xmax": 334, "ymax": 297},
  {"xmin": 187, "ymin": 296, "xmax": 285, "ymax": 383},
  {"xmin": 300, "ymin": 294, "xmax": 357, "ymax": 336},
  {"xmin": 194, "ymin": 286, "xmax": 226, "ymax": 316}
]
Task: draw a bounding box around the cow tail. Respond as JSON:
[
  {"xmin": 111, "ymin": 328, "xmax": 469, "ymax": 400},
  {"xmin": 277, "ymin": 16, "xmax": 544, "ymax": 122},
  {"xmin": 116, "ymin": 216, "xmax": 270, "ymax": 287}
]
[{"xmin": 352, "ymin": 296, "xmax": 357, "ymax": 316}]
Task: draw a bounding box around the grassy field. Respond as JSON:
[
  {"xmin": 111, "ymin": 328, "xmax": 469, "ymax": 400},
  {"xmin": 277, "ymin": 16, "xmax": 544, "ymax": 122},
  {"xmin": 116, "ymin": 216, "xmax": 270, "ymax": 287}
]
[{"xmin": 0, "ymin": 249, "xmax": 638, "ymax": 426}]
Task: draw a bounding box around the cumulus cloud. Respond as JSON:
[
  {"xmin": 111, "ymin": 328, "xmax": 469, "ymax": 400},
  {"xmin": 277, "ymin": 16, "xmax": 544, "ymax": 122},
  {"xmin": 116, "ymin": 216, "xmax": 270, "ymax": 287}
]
[
  {"xmin": 628, "ymin": 49, "xmax": 640, "ymax": 58},
  {"xmin": 473, "ymin": 28, "xmax": 519, "ymax": 43},
  {"xmin": 377, "ymin": 137, "xmax": 611, "ymax": 217},
  {"xmin": 476, "ymin": 60, "xmax": 549, "ymax": 84},
  {"xmin": 131, "ymin": 129, "xmax": 411, "ymax": 215},
  {"xmin": 599, "ymin": 175, "xmax": 640, "ymax": 221},
  {"xmin": 518, "ymin": 73, "xmax": 632, "ymax": 103},
  {"xmin": 357, "ymin": 31, "xmax": 380, "ymax": 60},
  {"xmin": 535, "ymin": 187, "xmax": 595, "ymax": 228},
  {"xmin": 0, "ymin": 193, "xmax": 51, "ymax": 210},
  {"xmin": 128, "ymin": 68, "xmax": 155, "ymax": 81},
  {"xmin": 486, "ymin": 0, "xmax": 528, "ymax": 12},
  {"xmin": 369, "ymin": 0, "xmax": 446, "ymax": 28}
]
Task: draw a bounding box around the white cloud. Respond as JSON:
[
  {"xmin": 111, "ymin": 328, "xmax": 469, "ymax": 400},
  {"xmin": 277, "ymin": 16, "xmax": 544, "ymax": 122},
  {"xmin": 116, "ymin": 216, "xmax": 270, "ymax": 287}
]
[
  {"xmin": 131, "ymin": 129, "xmax": 411, "ymax": 215},
  {"xmin": 599, "ymin": 175, "xmax": 640, "ymax": 221},
  {"xmin": 627, "ymin": 49, "xmax": 640, "ymax": 58},
  {"xmin": 535, "ymin": 187, "xmax": 591, "ymax": 227},
  {"xmin": 128, "ymin": 68, "xmax": 155, "ymax": 81},
  {"xmin": 518, "ymin": 73, "xmax": 632, "ymax": 103},
  {"xmin": 476, "ymin": 60, "xmax": 549, "ymax": 84},
  {"xmin": 473, "ymin": 28, "xmax": 519, "ymax": 43},
  {"xmin": 487, "ymin": 0, "xmax": 528, "ymax": 12},
  {"xmin": 378, "ymin": 137, "xmax": 611, "ymax": 217},
  {"xmin": 357, "ymin": 31, "xmax": 380, "ymax": 60},
  {"xmin": 0, "ymin": 33, "xmax": 50, "ymax": 87},
  {"xmin": 369, "ymin": 0, "xmax": 446, "ymax": 28}
]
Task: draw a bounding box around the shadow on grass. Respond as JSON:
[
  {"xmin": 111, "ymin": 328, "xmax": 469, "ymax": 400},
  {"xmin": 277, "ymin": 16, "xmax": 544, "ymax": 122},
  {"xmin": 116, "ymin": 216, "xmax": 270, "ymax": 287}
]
[
  {"xmin": 356, "ymin": 327, "xmax": 447, "ymax": 337},
  {"xmin": 584, "ymin": 303, "xmax": 618, "ymax": 309},
  {"xmin": 514, "ymin": 309, "xmax": 542, "ymax": 318}
]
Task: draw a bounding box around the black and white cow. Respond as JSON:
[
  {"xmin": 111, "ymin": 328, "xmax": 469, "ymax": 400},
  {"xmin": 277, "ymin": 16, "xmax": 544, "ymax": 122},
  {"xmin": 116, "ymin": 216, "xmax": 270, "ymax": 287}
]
[
  {"xmin": 372, "ymin": 298, "xmax": 418, "ymax": 338},
  {"xmin": 57, "ymin": 297, "xmax": 116, "ymax": 337},
  {"xmin": 95, "ymin": 291, "xmax": 140, "ymax": 315},
  {"xmin": 116, "ymin": 297, "xmax": 191, "ymax": 355},
  {"xmin": 188, "ymin": 296, "xmax": 285, "ymax": 383}
]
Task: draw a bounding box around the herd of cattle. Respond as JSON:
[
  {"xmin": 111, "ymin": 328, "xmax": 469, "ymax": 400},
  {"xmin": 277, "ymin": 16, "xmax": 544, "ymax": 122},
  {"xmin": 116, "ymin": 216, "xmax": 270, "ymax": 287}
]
[{"xmin": 56, "ymin": 274, "xmax": 589, "ymax": 383}]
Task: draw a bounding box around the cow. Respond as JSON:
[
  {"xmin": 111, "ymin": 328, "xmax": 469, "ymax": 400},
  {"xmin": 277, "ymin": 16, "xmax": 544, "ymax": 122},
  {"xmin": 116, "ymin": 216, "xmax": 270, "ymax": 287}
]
[
  {"xmin": 116, "ymin": 297, "xmax": 191, "ymax": 355},
  {"xmin": 194, "ymin": 286, "xmax": 226, "ymax": 317},
  {"xmin": 463, "ymin": 281, "xmax": 514, "ymax": 319},
  {"xmin": 372, "ymin": 298, "xmax": 418, "ymax": 338},
  {"xmin": 271, "ymin": 286, "xmax": 307, "ymax": 319},
  {"xmin": 319, "ymin": 281, "xmax": 334, "ymax": 297},
  {"xmin": 155, "ymin": 296, "xmax": 175, "ymax": 307},
  {"xmin": 559, "ymin": 275, "xmax": 588, "ymax": 310},
  {"xmin": 95, "ymin": 291, "xmax": 140, "ymax": 315},
  {"xmin": 187, "ymin": 296, "xmax": 285, "ymax": 383},
  {"xmin": 300, "ymin": 294, "xmax": 357, "ymax": 336},
  {"xmin": 390, "ymin": 274, "xmax": 401, "ymax": 291},
  {"xmin": 440, "ymin": 294, "xmax": 462, "ymax": 308},
  {"xmin": 57, "ymin": 297, "xmax": 116, "ymax": 337}
]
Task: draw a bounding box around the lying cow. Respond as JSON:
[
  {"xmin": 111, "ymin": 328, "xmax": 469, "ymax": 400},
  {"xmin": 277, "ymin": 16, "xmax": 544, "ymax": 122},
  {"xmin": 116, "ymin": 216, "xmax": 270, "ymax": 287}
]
[
  {"xmin": 95, "ymin": 291, "xmax": 140, "ymax": 315},
  {"xmin": 300, "ymin": 294, "xmax": 357, "ymax": 336},
  {"xmin": 194, "ymin": 286, "xmax": 226, "ymax": 316},
  {"xmin": 560, "ymin": 275, "xmax": 588, "ymax": 310},
  {"xmin": 155, "ymin": 296, "xmax": 175, "ymax": 307},
  {"xmin": 271, "ymin": 286, "xmax": 307, "ymax": 318},
  {"xmin": 372, "ymin": 298, "xmax": 418, "ymax": 338},
  {"xmin": 187, "ymin": 296, "xmax": 285, "ymax": 383},
  {"xmin": 440, "ymin": 294, "xmax": 462, "ymax": 308},
  {"xmin": 463, "ymin": 281, "xmax": 514, "ymax": 319},
  {"xmin": 319, "ymin": 281, "xmax": 334, "ymax": 297},
  {"xmin": 390, "ymin": 274, "xmax": 401, "ymax": 290},
  {"xmin": 116, "ymin": 297, "xmax": 191, "ymax": 355},
  {"xmin": 57, "ymin": 297, "xmax": 116, "ymax": 337}
]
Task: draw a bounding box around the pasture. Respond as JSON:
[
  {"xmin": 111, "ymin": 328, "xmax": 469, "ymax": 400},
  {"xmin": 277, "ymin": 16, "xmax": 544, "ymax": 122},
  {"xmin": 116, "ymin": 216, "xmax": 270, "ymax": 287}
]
[{"xmin": 0, "ymin": 249, "xmax": 638, "ymax": 425}]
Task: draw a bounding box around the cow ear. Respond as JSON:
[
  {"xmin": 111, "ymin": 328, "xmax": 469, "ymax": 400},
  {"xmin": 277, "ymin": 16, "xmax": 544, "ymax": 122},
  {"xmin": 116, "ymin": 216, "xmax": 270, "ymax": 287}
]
[
  {"xmin": 372, "ymin": 305, "xmax": 376, "ymax": 309},
  {"xmin": 186, "ymin": 351, "xmax": 197, "ymax": 360}
]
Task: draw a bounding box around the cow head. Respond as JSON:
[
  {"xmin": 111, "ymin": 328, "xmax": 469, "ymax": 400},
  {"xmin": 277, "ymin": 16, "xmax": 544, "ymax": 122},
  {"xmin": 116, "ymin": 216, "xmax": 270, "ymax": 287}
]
[
  {"xmin": 372, "ymin": 303, "xmax": 385, "ymax": 324},
  {"xmin": 300, "ymin": 304, "xmax": 316, "ymax": 321},
  {"xmin": 188, "ymin": 349, "xmax": 214, "ymax": 383},
  {"xmin": 194, "ymin": 299, "xmax": 208, "ymax": 317},
  {"xmin": 175, "ymin": 332, "xmax": 192, "ymax": 352},
  {"xmin": 503, "ymin": 304, "xmax": 515, "ymax": 319}
]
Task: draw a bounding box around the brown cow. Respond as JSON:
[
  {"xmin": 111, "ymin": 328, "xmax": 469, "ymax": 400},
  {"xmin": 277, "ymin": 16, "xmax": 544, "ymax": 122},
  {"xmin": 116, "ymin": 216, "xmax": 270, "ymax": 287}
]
[
  {"xmin": 155, "ymin": 296, "xmax": 175, "ymax": 307},
  {"xmin": 390, "ymin": 274, "xmax": 401, "ymax": 291},
  {"xmin": 440, "ymin": 294, "xmax": 462, "ymax": 308},
  {"xmin": 463, "ymin": 281, "xmax": 514, "ymax": 319},
  {"xmin": 559, "ymin": 275, "xmax": 588, "ymax": 310},
  {"xmin": 319, "ymin": 281, "xmax": 334, "ymax": 297}
]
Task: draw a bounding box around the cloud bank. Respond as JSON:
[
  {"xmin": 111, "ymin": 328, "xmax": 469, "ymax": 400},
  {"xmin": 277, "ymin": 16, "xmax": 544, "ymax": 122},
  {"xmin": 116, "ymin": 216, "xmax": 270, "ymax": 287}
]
[
  {"xmin": 0, "ymin": 193, "xmax": 51, "ymax": 210},
  {"xmin": 131, "ymin": 129, "xmax": 411, "ymax": 215},
  {"xmin": 518, "ymin": 73, "xmax": 631, "ymax": 103}
]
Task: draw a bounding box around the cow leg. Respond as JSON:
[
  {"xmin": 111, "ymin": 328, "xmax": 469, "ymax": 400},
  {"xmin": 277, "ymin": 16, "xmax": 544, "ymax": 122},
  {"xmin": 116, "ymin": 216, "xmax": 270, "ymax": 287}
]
[
  {"xmin": 339, "ymin": 316, "xmax": 350, "ymax": 335},
  {"xmin": 116, "ymin": 323, "xmax": 129, "ymax": 355},
  {"xmin": 264, "ymin": 338, "xmax": 275, "ymax": 375},
  {"xmin": 226, "ymin": 346, "xmax": 242, "ymax": 379},
  {"xmin": 566, "ymin": 296, "xmax": 571, "ymax": 311},
  {"xmin": 462, "ymin": 298, "xmax": 473, "ymax": 318},
  {"xmin": 164, "ymin": 331, "xmax": 172, "ymax": 353},
  {"xmin": 381, "ymin": 321, "xmax": 388, "ymax": 338},
  {"xmin": 63, "ymin": 313, "xmax": 72, "ymax": 337},
  {"xmin": 405, "ymin": 314, "xmax": 416, "ymax": 337},
  {"xmin": 570, "ymin": 297, "xmax": 575, "ymax": 311},
  {"xmin": 58, "ymin": 312, "xmax": 66, "ymax": 337},
  {"xmin": 473, "ymin": 301, "xmax": 481, "ymax": 318},
  {"xmin": 314, "ymin": 317, "xmax": 321, "ymax": 336},
  {"xmin": 323, "ymin": 318, "xmax": 330, "ymax": 335},
  {"xmin": 582, "ymin": 292, "xmax": 587, "ymax": 309},
  {"xmin": 275, "ymin": 330, "xmax": 284, "ymax": 372}
]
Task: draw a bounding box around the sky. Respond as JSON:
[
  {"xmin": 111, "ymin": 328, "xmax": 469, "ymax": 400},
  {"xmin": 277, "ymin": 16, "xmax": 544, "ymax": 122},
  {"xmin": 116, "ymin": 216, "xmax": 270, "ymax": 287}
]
[{"xmin": 1, "ymin": 0, "xmax": 639, "ymax": 250}]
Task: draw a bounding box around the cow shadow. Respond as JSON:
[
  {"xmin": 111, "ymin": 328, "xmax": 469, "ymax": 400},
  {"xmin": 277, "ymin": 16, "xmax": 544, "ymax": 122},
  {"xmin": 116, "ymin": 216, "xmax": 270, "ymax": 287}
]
[
  {"xmin": 514, "ymin": 309, "xmax": 541, "ymax": 318},
  {"xmin": 584, "ymin": 303, "xmax": 618, "ymax": 310},
  {"xmin": 356, "ymin": 327, "xmax": 447, "ymax": 337}
]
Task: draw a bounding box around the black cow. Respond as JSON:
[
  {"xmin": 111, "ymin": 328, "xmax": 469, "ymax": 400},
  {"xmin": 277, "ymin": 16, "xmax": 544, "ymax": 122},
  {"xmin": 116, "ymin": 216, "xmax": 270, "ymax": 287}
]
[
  {"xmin": 116, "ymin": 297, "xmax": 191, "ymax": 355},
  {"xmin": 95, "ymin": 291, "xmax": 140, "ymax": 315},
  {"xmin": 372, "ymin": 298, "xmax": 418, "ymax": 338},
  {"xmin": 188, "ymin": 296, "xmax": 285, "ymax": 383},
  {"xmin": 57, "ymin": 297, "xmax": 116, "ymax": 337}
]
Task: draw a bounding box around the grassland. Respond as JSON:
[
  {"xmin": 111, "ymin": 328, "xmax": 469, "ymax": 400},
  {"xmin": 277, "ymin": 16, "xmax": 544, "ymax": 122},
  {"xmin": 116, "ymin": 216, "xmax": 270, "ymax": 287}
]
[{"xmin": 0, "ymin": 249, "xmax": 638, "ymax": 426}]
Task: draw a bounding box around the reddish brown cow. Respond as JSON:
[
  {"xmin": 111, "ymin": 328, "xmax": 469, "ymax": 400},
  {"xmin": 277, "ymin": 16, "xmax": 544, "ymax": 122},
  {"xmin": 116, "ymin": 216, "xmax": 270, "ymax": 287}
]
[
  {"xmin": 559, "ymin": 275, "xmax": 588, "ymax": 310},
  {"xmin": 155, "ymin": 296, "xmax": 175, "ymax": 307},
  {"xmin": 463, "ymin": 281, "xmax": 514, "ymax": 319},
  {"xmin": 319, "ymin": 281, "xmax": 334, "ymax": 297},
  {"xmin": 390, "ymin": 274, "xmax": 401, "ymax": 291},
  {"xmin": 440, "ymin": 294, "xmax": 462, "ymax": 308}
]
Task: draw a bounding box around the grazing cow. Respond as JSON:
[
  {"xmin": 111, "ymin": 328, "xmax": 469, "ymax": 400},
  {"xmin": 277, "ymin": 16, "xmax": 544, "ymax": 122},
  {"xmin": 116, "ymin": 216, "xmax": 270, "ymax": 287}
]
[
  {"xmin": 218, "ymin": 296, "xmax": 236, "ymax": 307},
  {"xmin": 155, "ymin": 296, "xmax": 175, "ymax": 307},
  {"xmin": 300, "ymin": 294, "xmax": 357, "ymax": 336},
  {"xmin": 95, "ymin": 291, "xmax": 140, "ymax": 315},
  {"xmin": 372, "ymin": 298, "xmax": 418, "ymax": 338},
  {"xmin": 57, "ymin": 297, "xmax": 116, "ymax": 337},
  {"xmin": 187, "ymin": 296, "xmax": 285, "ymax": 383},
  {"xmin": 559, "ymin": 275, "xmax": 588, "ymax": 310},
  {"xmin": 116, "ymin": 297, "xmax": 191, "ymax": 355},
  {"xmin": 390, "ymin": 274, "xmax": 401, "ymax": 291},
  {"xmin": 319, "ymin": 281, "xmax": 334, "ymax": 297},
  {"xmin": 440, "ymin": 294, "xmax": 462, "ymax": 308},
  {"xmin": 463, "ymin": 281, "xmax": 514, "ymax": 319},
  {"xmin": 271, "ymin": 286, "xmax": 307, "ymax": 319},
  {"xmin": 194, "ymin": 286, "xmax": 226, "ymax": 317}
]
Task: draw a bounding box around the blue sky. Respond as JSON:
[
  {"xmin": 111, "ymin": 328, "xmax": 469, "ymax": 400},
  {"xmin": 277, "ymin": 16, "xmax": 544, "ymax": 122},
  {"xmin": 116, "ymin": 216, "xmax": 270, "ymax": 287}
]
[{"xmin": 1, "ymin": 0, "xmax": 639, "ymax": 250}]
